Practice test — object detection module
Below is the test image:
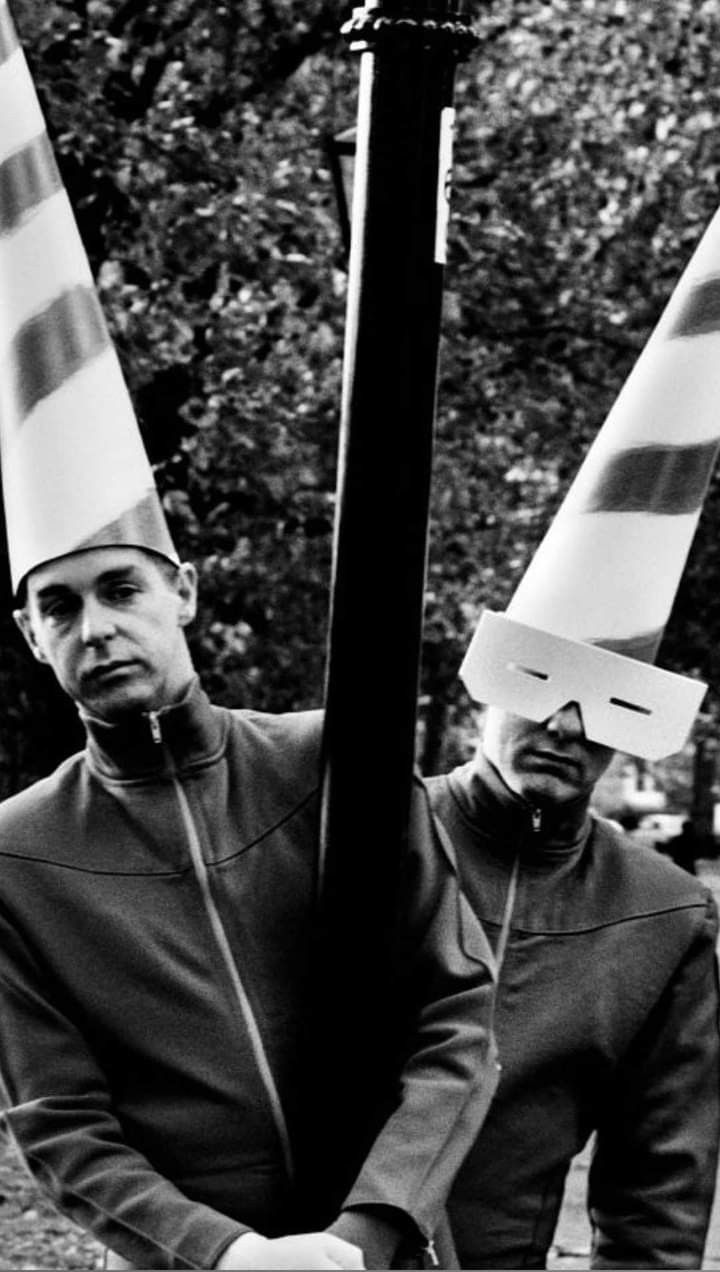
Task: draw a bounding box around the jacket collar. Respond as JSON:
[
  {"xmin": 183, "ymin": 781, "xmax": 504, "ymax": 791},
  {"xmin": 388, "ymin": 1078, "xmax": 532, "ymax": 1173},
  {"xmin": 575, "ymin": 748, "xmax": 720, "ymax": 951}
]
[
  {"xmin": 81, "ymin": 677, "xmax": 226, "ymax": 780},
  {"xmin": 447, "ymin": 752, "xmax": 592, "ymax": 863}
]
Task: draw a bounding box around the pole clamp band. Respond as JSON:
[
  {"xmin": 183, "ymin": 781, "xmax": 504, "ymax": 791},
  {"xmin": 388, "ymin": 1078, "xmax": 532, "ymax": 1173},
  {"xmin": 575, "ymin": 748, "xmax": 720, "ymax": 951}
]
[{"xmin": 342, "ymin": 5, "xmax": 480, "ymax": 58}]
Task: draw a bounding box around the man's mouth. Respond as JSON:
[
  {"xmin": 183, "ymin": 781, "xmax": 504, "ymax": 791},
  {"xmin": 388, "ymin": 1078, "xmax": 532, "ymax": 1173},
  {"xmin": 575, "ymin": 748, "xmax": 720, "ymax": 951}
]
[
  {"xmin": 83, "ymin": 661, "xmax": 136, "ymax": 686},
  {"xmin": 527, "ymin": 749, "xmax": 582, "ymax": 775}
]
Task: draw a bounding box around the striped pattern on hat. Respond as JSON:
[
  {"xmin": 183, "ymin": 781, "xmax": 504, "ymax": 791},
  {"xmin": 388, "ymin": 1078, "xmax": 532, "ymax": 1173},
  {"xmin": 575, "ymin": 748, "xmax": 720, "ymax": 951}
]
[
  {"xmin": 507, "ymin": 209, "xmax": 720, "ymax": 661},
  {"xmin": 0, "ymin": 0, "xmax": 177, "ymax": 592}
]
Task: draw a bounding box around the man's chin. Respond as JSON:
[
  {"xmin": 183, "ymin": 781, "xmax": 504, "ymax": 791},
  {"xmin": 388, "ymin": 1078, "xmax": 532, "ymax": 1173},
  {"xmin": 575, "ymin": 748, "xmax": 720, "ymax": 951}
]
[
  {"xmin": 79, "ymin": 678, "xmax": 155, "ymax": 722},
  {"xmin": 516, "ymin": 770, "xmax": 582, "ymax": 807}
]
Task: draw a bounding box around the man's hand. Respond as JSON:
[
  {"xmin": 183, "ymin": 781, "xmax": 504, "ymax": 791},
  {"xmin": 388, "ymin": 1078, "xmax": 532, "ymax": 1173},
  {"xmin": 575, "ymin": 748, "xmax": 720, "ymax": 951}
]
[{"xmin": 215, "ymin": 1231, "xmax": 365, "ymax": 1269}]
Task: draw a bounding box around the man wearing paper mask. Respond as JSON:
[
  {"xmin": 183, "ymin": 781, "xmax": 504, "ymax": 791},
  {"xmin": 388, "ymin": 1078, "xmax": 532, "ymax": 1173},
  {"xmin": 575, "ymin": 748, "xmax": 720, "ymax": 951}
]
[{"xmin": 428, "ymin": 208, "xmax": 720, "ymax": 1268}]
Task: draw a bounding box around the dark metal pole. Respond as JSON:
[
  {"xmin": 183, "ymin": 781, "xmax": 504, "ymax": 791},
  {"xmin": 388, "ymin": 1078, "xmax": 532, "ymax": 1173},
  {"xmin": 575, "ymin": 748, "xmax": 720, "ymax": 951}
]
[
  {"xmin": 320, "ymin": 0, "xmax": 479, "ymax": 949},
  {"xmin": 302, "ymin": 0, "xmax": 479, "ymax": 1227}
]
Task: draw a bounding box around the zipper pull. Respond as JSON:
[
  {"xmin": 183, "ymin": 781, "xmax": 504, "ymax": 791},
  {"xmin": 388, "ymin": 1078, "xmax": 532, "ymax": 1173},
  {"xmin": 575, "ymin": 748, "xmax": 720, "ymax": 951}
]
[
  {"xmin": 425, "ymin": 1238, "xmax": 439, "ymax": 1268},
  {"xmin": 148, "ymin": 711, "xmax": 162, "ymax": 745},
  {"xmin": 531, "ymin": 807, "xmax": 542, "ymax": 833}
]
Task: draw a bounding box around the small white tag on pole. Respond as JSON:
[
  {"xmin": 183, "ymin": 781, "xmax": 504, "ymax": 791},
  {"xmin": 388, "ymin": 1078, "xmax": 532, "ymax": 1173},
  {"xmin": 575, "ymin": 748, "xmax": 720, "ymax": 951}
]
[{"xmin": 435, "ymin": 106, "xmax": 455, "ymax": 265}]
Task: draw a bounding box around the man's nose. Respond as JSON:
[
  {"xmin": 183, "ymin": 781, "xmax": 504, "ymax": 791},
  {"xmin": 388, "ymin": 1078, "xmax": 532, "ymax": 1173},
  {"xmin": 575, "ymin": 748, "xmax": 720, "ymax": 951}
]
[
  {"xmin": 80, "ymin": 597, "xmax": 116, "ymax": 645},
  {"xmin": 544, "ymin": 701, "xmax": 586, "ymax": 740}
]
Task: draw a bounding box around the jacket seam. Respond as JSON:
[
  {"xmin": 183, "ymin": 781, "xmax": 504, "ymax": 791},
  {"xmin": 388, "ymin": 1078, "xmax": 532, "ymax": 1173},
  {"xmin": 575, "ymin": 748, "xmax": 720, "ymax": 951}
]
[
  {"xmin": 0, "ymin": 787, "xmax": 319, "ymax": 875},
  {"xmin": 85, "ymin": 747, "xmax": 226, "ymax": 786},
  {"xmin": 476, "ymin": 902, "xmax": 709, "ymax": 937},
  {"xmin": 397, "ymin": 1051, "xmax": 493, "ymax": 1234},
  {"xmin": 88, "ymin": 747, "xmax": 226, "ymax": 788},
  {"xmin": 211, "ymin": 785, "xmax": 320, "ymax": 865},
  {"xmin": 0, "ymin": 851, "xmax": 187, "ymax": 876}
]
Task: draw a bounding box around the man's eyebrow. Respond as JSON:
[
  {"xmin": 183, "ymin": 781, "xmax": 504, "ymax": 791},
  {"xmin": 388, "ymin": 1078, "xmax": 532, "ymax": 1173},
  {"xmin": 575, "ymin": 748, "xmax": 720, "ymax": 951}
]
[
  {"xmin": 97, "ymin": 567, "xmax": 143, "ymax": 583},
  {"xmin": 35, "ymin": 583, "xmax": 74, "ymax": 601},
  {"xmin": 35, "ymin": 568, "xmax": 142, "ymax": 600}
]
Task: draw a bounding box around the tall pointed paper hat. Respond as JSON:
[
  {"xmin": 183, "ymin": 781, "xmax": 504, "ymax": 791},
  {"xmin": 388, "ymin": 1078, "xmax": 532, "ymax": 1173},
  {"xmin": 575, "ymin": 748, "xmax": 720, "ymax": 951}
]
[
  {"xmin": 460, "ymin": 208, "xmax": 720, "ymax": 760},
  {"xmin": 0, "ymin": 1, "xmax": 178, "ymax": 595}
]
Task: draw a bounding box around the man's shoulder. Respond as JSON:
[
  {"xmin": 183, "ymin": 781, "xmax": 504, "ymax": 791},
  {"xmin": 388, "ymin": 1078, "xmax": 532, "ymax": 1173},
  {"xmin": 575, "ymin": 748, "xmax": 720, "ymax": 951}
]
[
  {"xmin": 225, "ymin": 704, "xmax": 322, "ymax": 741},
  {"xmin": 0, "ymin": 751, "xmax": 86, "ymax": 843},
  {"xmin": 223, "ymin": 705, "xmax": 323, "ymax": 758},
  {"xmin": 221, "ymin": 705, "xmax": 324, "ymax": 801},
  {"xmin": 589, "ymin": 815, "xmax": 714, "ymax": 915}
]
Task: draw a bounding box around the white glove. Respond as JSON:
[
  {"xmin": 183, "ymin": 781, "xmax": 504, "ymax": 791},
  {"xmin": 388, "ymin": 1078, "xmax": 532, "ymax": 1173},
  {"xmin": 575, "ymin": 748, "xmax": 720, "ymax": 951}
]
[{"xmin": 215, "ymin": 1230, "xmax": 365, "ymax": 1269}]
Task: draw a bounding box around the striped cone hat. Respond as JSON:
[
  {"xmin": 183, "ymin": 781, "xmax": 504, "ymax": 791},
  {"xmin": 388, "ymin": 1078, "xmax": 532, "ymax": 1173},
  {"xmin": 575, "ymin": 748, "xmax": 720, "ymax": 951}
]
[
  {"xmin": 460, "ymin": 210, "xmax": 720, "ymax": 760},
  {"xmin": 0, "ymin": 1, "xmax": 177, "ymax": 595}
]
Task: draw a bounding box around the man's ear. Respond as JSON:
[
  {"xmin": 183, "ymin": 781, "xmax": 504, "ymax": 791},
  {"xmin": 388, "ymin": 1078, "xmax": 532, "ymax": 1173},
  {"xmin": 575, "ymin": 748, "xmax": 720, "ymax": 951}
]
[
  {"xmin": 175, "ymin": 563, "xmax": 198, "ymax": 628},
  {"xmin": 13, "ymin": 608, "xmax": 48, "ymax": 663}
]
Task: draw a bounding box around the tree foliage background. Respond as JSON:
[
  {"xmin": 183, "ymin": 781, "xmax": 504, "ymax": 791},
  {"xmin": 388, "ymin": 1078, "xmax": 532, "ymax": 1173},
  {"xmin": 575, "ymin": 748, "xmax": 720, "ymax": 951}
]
[{"xmin": 2, "ymin": 0, "xmax": 720, "ymax": 795}]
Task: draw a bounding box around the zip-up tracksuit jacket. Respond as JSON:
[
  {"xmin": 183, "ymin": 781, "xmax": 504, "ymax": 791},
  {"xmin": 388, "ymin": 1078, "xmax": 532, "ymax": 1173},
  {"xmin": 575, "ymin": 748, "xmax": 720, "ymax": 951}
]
[
  {"xmin": 427, "ymin": 757, "xmax": 720, "ymax": 1269},
  {"xmin": 0, "ymin": 684, "xmax": 497, "ymax": 1269}
]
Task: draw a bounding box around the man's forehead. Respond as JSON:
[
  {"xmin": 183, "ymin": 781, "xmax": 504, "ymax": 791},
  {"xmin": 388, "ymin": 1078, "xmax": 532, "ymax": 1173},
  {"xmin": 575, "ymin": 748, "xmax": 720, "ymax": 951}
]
[{"xmin": 27, "ymin": 547, "xmax": 153, "ymax": 595}]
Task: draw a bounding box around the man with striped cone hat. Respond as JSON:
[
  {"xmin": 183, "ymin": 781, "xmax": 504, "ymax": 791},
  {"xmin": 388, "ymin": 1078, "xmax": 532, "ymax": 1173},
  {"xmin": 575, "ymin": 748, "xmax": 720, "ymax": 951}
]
[
  {"xmin": 427, "ymin": 209, "xmax": 720, "ymax": 1267},
  {"xmin": 0, "ymin": 5, "xmax": 499, "ymax": 1269}
]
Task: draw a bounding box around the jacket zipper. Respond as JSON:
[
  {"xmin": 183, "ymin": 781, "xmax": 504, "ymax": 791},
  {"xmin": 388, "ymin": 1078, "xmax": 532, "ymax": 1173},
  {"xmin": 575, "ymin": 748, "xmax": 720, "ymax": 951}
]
[
  {"xmin": 495, "ymin": 807, "xmax": 539, "ymax": 984},
  {"xmin": 425, "ymin": 1236, "xmax": 440, "ymax": 1267},
  {"xmin": 146, "ymin": 710, "xmax": 295, "ymax": 1184}
]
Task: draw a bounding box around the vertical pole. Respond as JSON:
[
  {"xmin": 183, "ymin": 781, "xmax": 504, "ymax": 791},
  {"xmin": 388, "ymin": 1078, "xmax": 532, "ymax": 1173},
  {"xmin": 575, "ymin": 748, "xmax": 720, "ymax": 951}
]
[
  {"xmin": 304, "ymin": 0, "xmax": 479, "ymax": 1227},
  {"xmin": 322, "ymin": 0, "xmax": 479, "ymax": 913}
]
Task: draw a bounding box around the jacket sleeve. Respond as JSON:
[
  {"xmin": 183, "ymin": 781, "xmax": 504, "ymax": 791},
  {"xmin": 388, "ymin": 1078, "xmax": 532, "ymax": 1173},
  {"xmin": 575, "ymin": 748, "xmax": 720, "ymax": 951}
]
[
  {"xmin": 588, "ymin": 892, "xmax": 720, "ymax": 1269},
  {"xmin": 0, "ymin": 907, "xmax": 247, "ymax": 1271},
  {"xmin": 341, "ymin": 775, "xmax": 500, "ymax": 1251}
]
